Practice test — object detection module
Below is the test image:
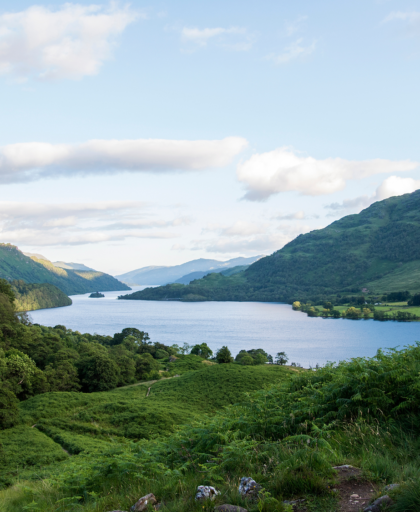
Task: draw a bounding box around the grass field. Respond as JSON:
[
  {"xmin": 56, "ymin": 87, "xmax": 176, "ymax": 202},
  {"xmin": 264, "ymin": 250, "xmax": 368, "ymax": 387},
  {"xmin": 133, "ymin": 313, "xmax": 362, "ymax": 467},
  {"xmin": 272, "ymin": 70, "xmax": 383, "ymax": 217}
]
[{"xmin": 0, "ymin": 362, "xmax": 295, "ymax": 490}]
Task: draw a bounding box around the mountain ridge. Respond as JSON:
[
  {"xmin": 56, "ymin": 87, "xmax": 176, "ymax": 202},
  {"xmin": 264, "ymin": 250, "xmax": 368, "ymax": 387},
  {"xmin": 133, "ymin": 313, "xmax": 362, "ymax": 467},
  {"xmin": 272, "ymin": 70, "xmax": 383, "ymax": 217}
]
[{"xmin": 116, "ymin": 256, "xmax": 264, "ymax": 285}]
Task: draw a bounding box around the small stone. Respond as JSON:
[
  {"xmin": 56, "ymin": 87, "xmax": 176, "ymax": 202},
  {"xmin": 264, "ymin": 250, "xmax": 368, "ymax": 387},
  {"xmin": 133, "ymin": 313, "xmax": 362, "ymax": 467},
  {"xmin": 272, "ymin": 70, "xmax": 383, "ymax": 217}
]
[
  {"xmin": 332, "ymin": 465, "xmax": 354, "ymax": 469},
  {"xmin": 215, "ymin": 505, "xmax": 248, "ymax": 512},
  {"xmin": 384, "ymin": 484, "xmax": 399, "ymax": 492},
  {"xmin": 363, "ymin": 495, "xmax": 393, "ymax": 512},
  {"xmin": 238, "ymin": 477, "xmax": 262, "ymax": 498},
  {"xmin": 195, "ymin": 486, "xmax": 220, "ymax": 501},
  {"xmin": 351, "ymin": 494, "xmax": 360, "ymax": 498},
  {"xmin": 131, "ymin": 494, "xmax": 157, "ymax": 512}
]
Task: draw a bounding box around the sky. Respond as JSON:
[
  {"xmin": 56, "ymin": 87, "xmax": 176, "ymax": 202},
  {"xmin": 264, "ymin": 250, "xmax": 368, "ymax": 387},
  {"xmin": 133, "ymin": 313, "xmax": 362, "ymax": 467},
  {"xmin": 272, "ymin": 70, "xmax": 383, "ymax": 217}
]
[{"xmin": 0, "ymin": 0, "xmax": 420, "ymax": 275}]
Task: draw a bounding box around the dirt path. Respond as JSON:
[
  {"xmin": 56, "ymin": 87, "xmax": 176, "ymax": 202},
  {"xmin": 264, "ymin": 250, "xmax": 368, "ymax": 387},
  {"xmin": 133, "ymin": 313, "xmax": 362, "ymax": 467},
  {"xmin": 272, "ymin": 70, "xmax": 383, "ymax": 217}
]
[
  {"xmin": 117, "ymin": 374, "xmax": 180, "ymax": 390},
  {"xmin": 333, "ymin": 465, "xmax": 377, "ymax": 512}
]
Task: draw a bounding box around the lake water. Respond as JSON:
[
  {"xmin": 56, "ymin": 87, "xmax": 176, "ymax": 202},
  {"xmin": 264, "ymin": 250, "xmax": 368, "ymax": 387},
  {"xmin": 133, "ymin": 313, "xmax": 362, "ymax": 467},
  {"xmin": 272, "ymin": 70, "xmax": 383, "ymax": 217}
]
[{"xmin": 30, "ymin": 287, "xmax": 420, "ymax": 368}]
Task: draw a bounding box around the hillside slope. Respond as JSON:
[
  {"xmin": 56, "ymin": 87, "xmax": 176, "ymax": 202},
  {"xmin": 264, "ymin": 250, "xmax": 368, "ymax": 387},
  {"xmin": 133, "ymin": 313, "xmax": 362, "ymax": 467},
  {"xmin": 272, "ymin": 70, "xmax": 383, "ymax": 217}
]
[
  {"xmin": 0, "ymin": 244, "xmax": 130, "ymax": 295},
  {"xmin": 11, "ymin": 281, "xmax": 72, "ymax": 311},
  {"xmin": 121, "ymin": 190, "xmax": 420, "ymax": 302}
]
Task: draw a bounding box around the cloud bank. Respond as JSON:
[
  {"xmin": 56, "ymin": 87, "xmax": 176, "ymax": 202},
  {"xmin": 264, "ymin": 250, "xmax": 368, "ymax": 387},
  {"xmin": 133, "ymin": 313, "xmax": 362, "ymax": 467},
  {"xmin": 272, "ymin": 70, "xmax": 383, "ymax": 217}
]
[
  {"xmin": 0, "ymin": 200, "xmax": 190, "ymax": 246},
  {"xmin": 181, "ymin": 26, "xmax": 254, "ymax": 51},
  {"xmin": 0, "ymin": 3, "xmax": 139, "ymax": 81},
  {"xmin": 237, "ymin": 147, "xmax": 419, "ymax": 201},
  {"xmin": 0, "ymin": 137, "xmax": 248, "ymax": 184},
  {"xmin": 325, "ymin": 176, "xmax": 420, "ymax": 215}
]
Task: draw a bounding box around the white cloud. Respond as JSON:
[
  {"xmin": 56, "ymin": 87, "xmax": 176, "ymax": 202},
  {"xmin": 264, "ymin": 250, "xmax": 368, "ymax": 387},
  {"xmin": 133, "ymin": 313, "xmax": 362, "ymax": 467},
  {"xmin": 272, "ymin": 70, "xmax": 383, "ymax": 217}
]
[
  {"xmin": 383, "ymin": 11, "xmax": 420, "ymax": 24},
  {"xmin": 0, "ymin": 3, "xmax": 139, "ymax": 81},
  {"xmin": 237, "ymin": 147, "xmax": 419, "ymax": 201},
  {"xmin": 0, "ymin": 200, "xmax": 188, "ymax": 246},
  {"xmin": 181, "ymin": 26, "xmax": 254, "ymax": 51},
  {"xmin": 325, "ymin": 175, "xmax": 420, "ymax": 216},
  {"xmin": 195, "ymin": 221, "xmax": 310, "ymax": 255},
  {"xmin": 0, "ymin": 137, "xmax": 248, "ymax": 184},
  {"xmin": 284, "ymin": 16, "xmax": 308, "ymax": 37},
  {"xmin": 273, "ymin": 210, "xmax": 319, "ymax": 220},
  {"xmin": 266, "ymin": 38, "xmax": 316, "ymax": 65}
]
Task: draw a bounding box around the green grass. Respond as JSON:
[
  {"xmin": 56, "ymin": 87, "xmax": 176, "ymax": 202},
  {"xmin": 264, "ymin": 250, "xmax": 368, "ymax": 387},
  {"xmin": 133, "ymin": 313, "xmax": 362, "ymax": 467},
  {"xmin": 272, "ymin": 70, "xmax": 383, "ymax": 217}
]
[
  {"xmin": 0, "ymin": 426, "xmax": 69, "ymax": 487},
  {"xmin": 5, "ymin": 344, "xmax": 420, "ymax": 511},
  {"xmin": 0, "ymin": 363, "xmax": 295, "ymax": 492}
]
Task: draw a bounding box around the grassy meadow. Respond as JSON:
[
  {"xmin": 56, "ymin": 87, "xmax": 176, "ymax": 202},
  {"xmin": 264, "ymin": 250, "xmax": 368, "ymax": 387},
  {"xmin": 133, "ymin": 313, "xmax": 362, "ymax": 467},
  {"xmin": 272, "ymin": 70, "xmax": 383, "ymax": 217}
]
[{"xmin": 2, "ymin": 345, "xmax": 420, "ymax": 512}]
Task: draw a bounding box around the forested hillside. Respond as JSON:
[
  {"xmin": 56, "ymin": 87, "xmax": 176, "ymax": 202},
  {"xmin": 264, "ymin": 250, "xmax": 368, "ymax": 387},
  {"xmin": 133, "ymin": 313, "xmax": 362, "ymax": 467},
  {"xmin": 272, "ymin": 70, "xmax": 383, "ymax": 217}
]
[
  {"xmin": 0, "ymin": 244, "xmax": 130, "ymax": 295},
  {"xmin": 123, "ymin": 190, "xmax": 420, "ymax": 303},
  {"xmin": 11, "ymin": 281, "xmax": 72, "ymax": 312}
]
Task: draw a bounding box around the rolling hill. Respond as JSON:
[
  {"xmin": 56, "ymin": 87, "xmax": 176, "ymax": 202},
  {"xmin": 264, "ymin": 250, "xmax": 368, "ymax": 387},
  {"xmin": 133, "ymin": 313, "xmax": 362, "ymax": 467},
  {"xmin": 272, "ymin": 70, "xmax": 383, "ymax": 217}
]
[
  {"xmin": 115, "ymin": 256, "xmax": 263, "ymax": 285},
  {"xmin": 0, "ymin": 244, "xmax": 130, "ymax": 296},
  {"xmin": 120, "ymin": 190, "xmax": 420, "ymax": 303}
]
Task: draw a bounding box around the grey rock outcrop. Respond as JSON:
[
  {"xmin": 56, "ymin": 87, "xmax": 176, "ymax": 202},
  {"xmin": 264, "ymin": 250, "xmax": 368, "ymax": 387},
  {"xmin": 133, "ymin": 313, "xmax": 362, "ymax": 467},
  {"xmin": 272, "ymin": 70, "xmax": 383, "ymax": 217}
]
[
  {"xmin": 384, "ymin": 484, "xmax": 399, "ymax": 492},
  {"xmin": 131, "ymin": 493, "xmax": 157, "ymax": 512},
  {"xmin": 238, "ymin": 477, "xmax": 262, "ymax": 498},
  {"xmin": 363, "ymin": 495, "xmax": 393, "ymax": 512},
  {"xmin": 195, "ymin": 485, "xmax": 220, "ymax": 501}
]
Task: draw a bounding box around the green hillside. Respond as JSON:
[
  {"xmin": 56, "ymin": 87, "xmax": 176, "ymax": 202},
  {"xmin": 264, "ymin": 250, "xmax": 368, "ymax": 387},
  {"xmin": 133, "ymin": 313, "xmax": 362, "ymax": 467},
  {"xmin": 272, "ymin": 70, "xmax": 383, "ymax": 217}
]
[
  {"xmin": 11, "ymin": 280, "xmax": 72, "ymax": 312},
  {"xmin": 0, "ymin": 244, "xmax": 130, "ymax": 295},
  {"xmin": 121, "ymin": 190, "xmax": 420, "ymax": 303}
]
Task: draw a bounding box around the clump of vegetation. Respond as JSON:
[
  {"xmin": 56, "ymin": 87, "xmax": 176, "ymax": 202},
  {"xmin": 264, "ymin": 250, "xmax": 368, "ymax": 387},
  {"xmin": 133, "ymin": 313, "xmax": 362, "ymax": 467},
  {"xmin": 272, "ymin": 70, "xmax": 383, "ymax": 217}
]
[{"xmin": 88, "ymin": 292, "xmax": 105, "ymax": 298}]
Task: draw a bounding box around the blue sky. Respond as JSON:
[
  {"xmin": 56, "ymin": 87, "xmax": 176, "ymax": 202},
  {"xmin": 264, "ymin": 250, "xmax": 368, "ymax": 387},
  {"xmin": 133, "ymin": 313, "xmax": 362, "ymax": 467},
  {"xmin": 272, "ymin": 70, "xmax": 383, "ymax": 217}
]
[{"xmin": 0, "ymin": 0, "xmax": 419, "ymax": 274}]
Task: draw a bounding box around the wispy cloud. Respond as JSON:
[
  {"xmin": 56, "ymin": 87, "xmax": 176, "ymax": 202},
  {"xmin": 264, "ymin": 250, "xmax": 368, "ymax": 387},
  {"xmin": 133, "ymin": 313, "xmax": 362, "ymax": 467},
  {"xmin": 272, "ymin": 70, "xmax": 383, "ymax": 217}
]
[
  {"xmin": 181, "ymin": 26, "xmax": 255, "ymax": 51},
  {"xmin": 284, "ymin": 16, "xmax": 308, "ymax": 37},
  {"xmin": 0, "ymin": 137, "xmax": 248, "ymax": 184},
  {"xmin": 0, "ymin": 3, "xmax": 140, "ymax": 81},
  {"xmin": 266, "ymin": 38, "xmax": 316, "ymax": 65},
  {"xmin": 195, "ymin": 221, "xmax": 310, "ymax": 255},
  {"xmin": 237, "ymin": 147, "xmax": 419, "ymax": 201},
  {"xmin": 0, "ymin": 201, "xmax": 189, "ymax": 246},
  {"xmin": 273, "ymin": 211, "xmax": 318, "ymax": 220}
]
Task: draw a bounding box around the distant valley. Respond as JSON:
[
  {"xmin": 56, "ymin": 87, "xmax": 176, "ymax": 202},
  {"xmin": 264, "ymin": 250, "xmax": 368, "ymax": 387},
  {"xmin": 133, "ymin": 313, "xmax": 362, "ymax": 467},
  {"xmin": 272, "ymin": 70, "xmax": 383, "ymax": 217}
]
[{"xmin": 0, "ymin": 245, "xmax": 130, "ymax": 311}]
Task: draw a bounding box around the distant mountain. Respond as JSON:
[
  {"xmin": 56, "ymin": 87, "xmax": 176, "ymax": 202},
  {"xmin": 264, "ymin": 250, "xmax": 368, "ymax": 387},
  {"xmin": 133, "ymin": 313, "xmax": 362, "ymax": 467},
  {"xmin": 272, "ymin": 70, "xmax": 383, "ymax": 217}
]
[
  {"xmin": 174, "ymin": 264, "xmax": 251, "ymax": 285},
  {"xmin": 116, "ymin": 256, "xmax": 264, "ymax": 285},
  {"xmin": 120, "ymin": 190, "xmax": 420, "ymax": 303},
  {"xmin": 0, "ymin": 244, "xmax": 130, "ymax": 296},
  {"xmin": 53, "ymin": 261, "xmax": 95, "ymax": 271}
]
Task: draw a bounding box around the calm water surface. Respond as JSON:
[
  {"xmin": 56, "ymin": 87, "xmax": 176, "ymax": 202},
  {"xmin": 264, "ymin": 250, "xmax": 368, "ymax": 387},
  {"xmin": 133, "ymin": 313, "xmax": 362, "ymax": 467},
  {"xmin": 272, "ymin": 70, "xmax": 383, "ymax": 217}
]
[{"xmin": 30, "ymin": 287, "xmax": 420, "ymax": 368}]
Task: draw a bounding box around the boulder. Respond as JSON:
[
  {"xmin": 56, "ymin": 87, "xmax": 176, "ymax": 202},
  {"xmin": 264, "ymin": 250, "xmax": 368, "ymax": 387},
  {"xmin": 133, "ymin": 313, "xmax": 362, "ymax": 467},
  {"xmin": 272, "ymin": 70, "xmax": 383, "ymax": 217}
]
[
  {"xmin": 195, "ymin": 485, "xmax": 220, "ymax": 501},
  {"xmin": 238, "ymin": 477, "xmax": 262, "ymax": 498},
  {"xmin": 215, "ymin": 506, "xmax": 248, "ymax": 512},
  {"xmin": 363, "ymin": 495, "xmax": 393, "ymax": 512},
  {"xmin": 131, "ymin": 494, "xmax": 157, "ymax": 512}
]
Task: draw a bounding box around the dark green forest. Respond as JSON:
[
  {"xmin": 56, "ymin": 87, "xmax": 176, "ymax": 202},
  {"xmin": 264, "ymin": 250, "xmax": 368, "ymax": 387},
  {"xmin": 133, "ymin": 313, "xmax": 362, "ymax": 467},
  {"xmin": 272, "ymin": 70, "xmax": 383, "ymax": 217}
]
[{"xmin": 122, "ymin": 190, "xmax": 420, "ymax": 303}]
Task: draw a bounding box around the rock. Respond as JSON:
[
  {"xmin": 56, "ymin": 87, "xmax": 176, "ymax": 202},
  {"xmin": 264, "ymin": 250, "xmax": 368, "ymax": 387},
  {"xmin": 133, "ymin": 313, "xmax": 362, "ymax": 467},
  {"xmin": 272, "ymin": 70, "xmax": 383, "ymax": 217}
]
[
  {"xmin": 215, "ymin": 505, "xmax": 248, "ymax": 512},
  {"xmin": 363, "ymin": 495, "xmax": 393, "ymax": 512},
  {"xmin": 195, "ymin": 485, "xmax": 220, "ymax": 501},
  {"xmin": 332, "ymin": 465, "xmax": 355, "ymax": 469},
  {"xmin": 130, "ymin": 494, "xmax": 157, "ymax": 512},
  {"xmin": 384, "ymin": 484, "xmax": 399, "ymax": 492},
  {"xmin": 238, "ymin": 477, "xmax": 262, "ymax": 498},
  {"xmin": 283, "ymin": 499, "xmax": 306, "ymax": 510}
]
